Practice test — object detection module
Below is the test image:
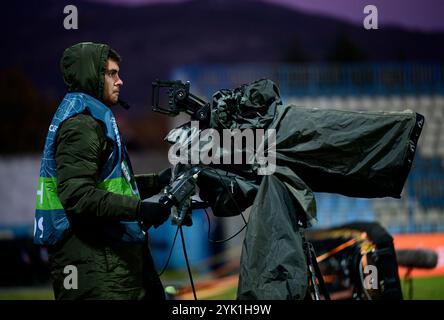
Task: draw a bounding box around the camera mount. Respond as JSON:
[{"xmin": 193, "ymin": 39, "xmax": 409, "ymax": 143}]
[{"xmin": 152, "ymin": 80, "xmax": 211, "ymax": 124}]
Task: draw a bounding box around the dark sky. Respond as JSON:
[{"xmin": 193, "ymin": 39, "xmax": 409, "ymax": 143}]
[{"xmin": 90, "ymin": 0, "xmax": 444, "ymax": 32}]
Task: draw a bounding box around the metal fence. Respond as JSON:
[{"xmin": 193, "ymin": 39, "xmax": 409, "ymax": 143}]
[{"xmin": 172, "ymin": 62, "xmax": 444, "ymax": 98}]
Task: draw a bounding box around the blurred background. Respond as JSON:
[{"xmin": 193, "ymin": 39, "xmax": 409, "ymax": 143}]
[{"xmin": 1, "ymin": 0, "xmax": 443, "ymax": 299}]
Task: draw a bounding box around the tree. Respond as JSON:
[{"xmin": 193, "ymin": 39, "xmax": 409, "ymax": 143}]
[
  {"xmin": 0, "ymin": 68, "xmax": 57, "ymax": 154},
  {"xmin": 327, "ymin": 33, "xmax": 367, "ymax": 62},
  {"xmin": 284, "ymin": 35, "xmax": 310, "ymax": 62}
]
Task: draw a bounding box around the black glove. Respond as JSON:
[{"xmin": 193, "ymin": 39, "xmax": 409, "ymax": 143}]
[
  {"xmin": 137, "ymin": 198, "xmax": 171, "ymax": 228},
  {"xmin": 157, "ymin": 167, "xmax": 172, "ymax": 190}
]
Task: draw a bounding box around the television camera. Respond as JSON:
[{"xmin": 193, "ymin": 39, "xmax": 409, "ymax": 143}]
[{"xmin": 150, "ymin": 78, "xmax": 418, "ymax": 300}]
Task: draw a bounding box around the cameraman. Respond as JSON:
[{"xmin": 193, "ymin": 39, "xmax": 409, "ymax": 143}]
[{"xmin": 34, "ymin": 42, "xmax": 171, "ymax": 300}]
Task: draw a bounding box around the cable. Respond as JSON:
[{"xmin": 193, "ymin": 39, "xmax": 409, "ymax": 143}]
[
  {"xmin": 157, "ymin": 226, "xmax": 180, "ymax": 277},
  {"xmin": 203, "ymin": 208, "xmax": 248, "ymax": 244},
  {"xmin": 179, "ymin": 225, "xmax": 197, "ymax": 300},
  {"xmin": 160, "ymin": 165, "xmax": 251, "ymax": 298},
  {"xmin": 202, "ymin": 167, "xmax": 248, "ymax": 225}
]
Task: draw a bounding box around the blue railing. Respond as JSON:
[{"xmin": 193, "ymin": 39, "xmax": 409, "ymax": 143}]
[{"xmin": 172, "ymin": 62, "xmax": 444, "ymax": 98}]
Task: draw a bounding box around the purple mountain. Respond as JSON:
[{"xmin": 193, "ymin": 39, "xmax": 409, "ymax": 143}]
[{"xmin": 2, "ymin": 0, "xmax": 444, "ymax": 110}]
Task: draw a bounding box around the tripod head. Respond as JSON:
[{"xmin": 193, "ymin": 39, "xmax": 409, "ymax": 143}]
[{"xmin": 160, "ymin": 166, "xmax": 209, "ymax": 226}]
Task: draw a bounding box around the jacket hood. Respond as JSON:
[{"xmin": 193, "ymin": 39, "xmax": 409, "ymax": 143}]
[{"xmin": 60, "ymin": 42, "xmax": 120, "ymax": 100}]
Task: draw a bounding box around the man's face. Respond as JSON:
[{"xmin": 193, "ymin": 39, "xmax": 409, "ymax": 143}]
[{"xmin": 103, "ymin": 58, "xmax": 123, "ymax": 106}]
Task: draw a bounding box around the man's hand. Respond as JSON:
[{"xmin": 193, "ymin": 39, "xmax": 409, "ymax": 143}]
[{"xmin": 137, "ymin": 197, "xmax": 171, "ymax": 228}]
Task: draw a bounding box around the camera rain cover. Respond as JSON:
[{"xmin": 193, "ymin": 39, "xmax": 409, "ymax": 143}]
[
  {"xmin": 209, "ymin": 79, "xmax": 424, "ymax": 199},
  {"xmin": 164, "ymin": 79, "xmax": 424, "ymax": 299}
]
